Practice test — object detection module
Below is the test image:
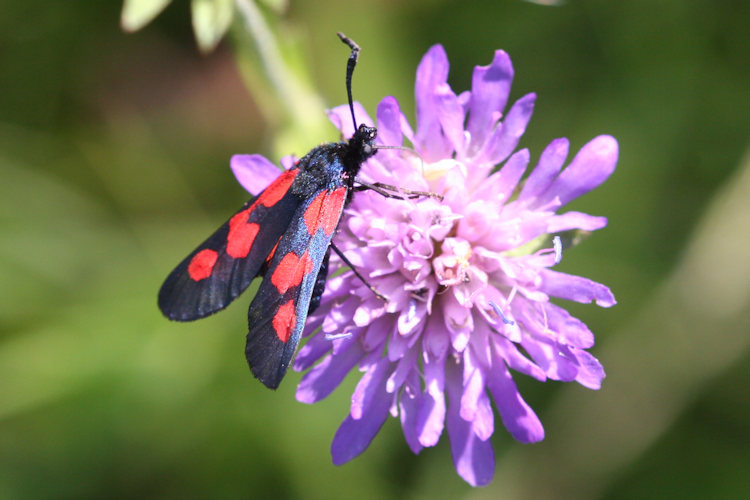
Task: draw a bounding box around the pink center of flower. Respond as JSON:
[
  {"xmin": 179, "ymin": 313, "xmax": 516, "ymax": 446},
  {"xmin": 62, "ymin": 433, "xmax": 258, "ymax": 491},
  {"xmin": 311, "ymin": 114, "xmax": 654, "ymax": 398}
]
[{"xmin": 433, "ymin": 237, "xmax": 473, "ymax": 286}]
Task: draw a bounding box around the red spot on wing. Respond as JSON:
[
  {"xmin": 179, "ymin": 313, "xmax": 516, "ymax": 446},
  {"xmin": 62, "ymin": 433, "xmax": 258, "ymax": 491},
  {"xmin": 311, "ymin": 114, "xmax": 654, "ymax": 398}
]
[
  {"xmin": 273, "ymin": 300, "xmax": 296, "ymax": 343},
  {"xmin": 225, "ymin": 170, "xmax": 297, "ymax": 259},
  {"xmin": 227, "ymin": 212, "xmax": 260, "ymax": 258},
  {"xmin": 320, "ymin": 188, "xmax": 347, "ymax": 235},
  {"xmin": 271, "ymin": 251, "xmax": 313, "ymax": 294},
  {"xmin": 304, "ymin": 191, "xmax": 326, "ymax": 235},
  {"xmin": 303, "ymin": 187, "xmax": 346, "ymax": 236},
  {"xmin": 188, "ymin": 249, "xmax": 218, "ymax": 281},
  {"xmin": 259, "ymin": 169, "xmax": 298, "ymax": 207}
]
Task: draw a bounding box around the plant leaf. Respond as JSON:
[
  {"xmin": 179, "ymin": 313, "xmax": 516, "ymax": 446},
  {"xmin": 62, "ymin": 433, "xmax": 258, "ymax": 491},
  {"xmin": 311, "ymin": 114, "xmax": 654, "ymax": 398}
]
[
  {"xmin": 191, "ymin": 0, "xmax": 234, "ymax": 53},
  {"xmin": 121, "ymin": 0, "xmax": 173, "ymax": 32}
]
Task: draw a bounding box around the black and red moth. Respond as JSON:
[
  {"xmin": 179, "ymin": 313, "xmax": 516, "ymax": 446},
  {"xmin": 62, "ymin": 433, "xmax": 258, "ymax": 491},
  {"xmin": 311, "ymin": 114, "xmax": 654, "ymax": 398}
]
[{"xmin": 158, "ymin": 33, "xmax": 381, "ymax": 389}]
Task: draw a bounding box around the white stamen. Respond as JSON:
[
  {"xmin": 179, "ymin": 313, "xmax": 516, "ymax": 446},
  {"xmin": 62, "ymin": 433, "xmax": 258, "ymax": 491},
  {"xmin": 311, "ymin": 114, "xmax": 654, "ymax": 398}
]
[
  {"xmin": 325, "ymin": 332, "xmax": 352, "ymax": 341},
  {"xmin": 406, "ymin": 298, "xmax": 418, "ymax": 323},
  {"xmin": 553, "ymin": 235, "xmax": 563, "ymax": 264}
]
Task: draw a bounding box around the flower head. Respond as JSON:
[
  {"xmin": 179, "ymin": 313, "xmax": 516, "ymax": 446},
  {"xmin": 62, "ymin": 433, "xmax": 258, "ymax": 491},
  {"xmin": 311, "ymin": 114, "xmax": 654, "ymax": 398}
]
[{"xmin": 234, "ymin": 45, "xmax": 617, "ymax": 487}]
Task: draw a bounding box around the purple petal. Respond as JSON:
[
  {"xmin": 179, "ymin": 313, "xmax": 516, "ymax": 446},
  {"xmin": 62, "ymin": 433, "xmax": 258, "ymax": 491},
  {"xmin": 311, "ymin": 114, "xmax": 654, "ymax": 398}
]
[
  {"xmin": 456, "ymin": 201, "xmax": 498, "ymax": 243},
  {"xmin": 436, "ymin": 82, "xmax": 467, "ymax": 157},
  {"xmin": 230, "ymin": 154, "xmax": 282, "ymax": 195},
  {"xmin": 322, "ymin": 297, "xmax": 358, "ymax": 335},
  {"xmin": 293, "ymin": 333, "xmax": 334, "ymax": 371},
  {"xmin": 387, "ymin": 345, "xmax": 418, "ymax": 392},
  {"xmin": 296, "ymin": 338, "xmax": 365, "ymax": 403},
  {"xmin": 415, "ymin": 44, "xmax": 452, "ymax": 161},
  {"xmin": 362, "ymin": 315, "xmax": 394, "ymax": 353},
  {"xmin": 473, "ymin": 390, "xmax": 495, "ymax": 441},
  {"xmin": 486, "ymin": 361, "xmax": 545, "ymax": 443},
  {"xmin": 416, "ymin": 352, "xmax": 446, "ymax": 446},
  {"xmin": 460, "ymin": 354, "xmax": 485, "ymax": 420},
  {"xmin": 546, "ymin": 212, "xmax": 608, "ymax": 233},
  {"xmin": 423, "ymin": 312, "xmax": 450, "ymax": 359},
  {"xmin": 353, "ymin": 296, "xmax": 388, "ymax": 328},
  {"xmin": 472, "ymin": 246, "xmax": 504, "ymax": 273},
  {"xmin": 445, "ymin": 363, "xmax": 496, "ymax": 486},
  {"xmin": 351, "ymin": 358, "xmax": 393, "ymax": 420},
  {"xmin": 397, "ymin": 296, "xmax": 426, "ymax": 336},
  {"xmin": 280, "ymin": 155, "xmax": 297, "ymax": 171},
  {"xmin": 443, "ymin": 292, "xmax": 474, "ymax": 348},
  {"xmin": 388, "ymin": 326, "xmax": 411, "ymax": 361},
  {"xmin": 521, "ymin": 336, "xmax": 578, "ymax": 382},
  {"xmin": 572, "ymin": 348, "xmax": 605, "ymax": 389},
  {"xmin": 540, "ymin": 135, "xmax": 618, "ymax": 207},
  {"xmin": 467, "ymin": 319, "xmax": 493, "ymax": 367},
  {"xmin": 328, "ymin": 102, "xmax": 374, "ymax": 138},
  {"xmin": 331, "ymin": 359, "xmax": 392, "ymax": 465},
  {"xmin": 416, "ymin": 45, "xmax": 449, "ymax": 105},
  {"xmin": 519, "ymin": 138, "xmax": 569, "ymax": 201},
  {"xmin": 399, "ymin": 371, "xmax": 424, "ymax": 454},
  {"xmin": 478, "ymin": 210, "xmax": 550, "ymax": 252},
  {"xmin": 477, "ymin": 93, "xmax": 536, "ymax": 166},
  {"xmin": 545, "ymin": 303, "xmax": 595, "ymax": 349},
  {"xmin": 459, "ymin": 355, "xmax": 493, "ymax": 441},
  {"xmin": 360, "ymin": 345, "xmax": 385, "ymax": 370},
  {"xmin": 493, "ymin": 335, "xmax": 546, "ymax": 381},
  {"xmin": 474, "ymin": 148, "xmax": 530, "ymax": 204},
  {"xmin": 466, "ymin": 50, "xmax": 514, "ymax": 153},
  {"xmin": 399, "ymin": 110, "xmax": 417, "ymax": 147},
  {"xmin": 540, "ymin": 269, "xmax": 616, "ymax": 307},
  {"xmin": 376, "ymin": 96, "xmax": 404, "ymax": 148}
]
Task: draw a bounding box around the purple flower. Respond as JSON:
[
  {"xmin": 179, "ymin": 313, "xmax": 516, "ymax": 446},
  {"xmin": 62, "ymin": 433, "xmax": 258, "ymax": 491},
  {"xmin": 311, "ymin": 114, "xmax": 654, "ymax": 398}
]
[{"xmin": 233, "ymin": 45, "xmax": 617, "ymax": 486}]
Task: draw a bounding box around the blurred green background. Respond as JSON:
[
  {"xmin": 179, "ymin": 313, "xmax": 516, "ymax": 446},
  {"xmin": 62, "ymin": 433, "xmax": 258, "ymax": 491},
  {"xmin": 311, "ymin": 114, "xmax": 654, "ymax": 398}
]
[{"xmin": 2, "ymin": 1, "xmax": 749, "ymax": 498}]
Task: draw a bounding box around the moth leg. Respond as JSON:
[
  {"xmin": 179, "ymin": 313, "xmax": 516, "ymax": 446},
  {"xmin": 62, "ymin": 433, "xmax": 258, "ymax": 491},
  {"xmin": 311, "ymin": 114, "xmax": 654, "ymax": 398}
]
[
  {"xmin": 353, "ymin": 180, "xmax": 442, "ymax": 201},
  {"xmin": 330, "ymin": 243, "xmax": 387, "ymax": 302}
]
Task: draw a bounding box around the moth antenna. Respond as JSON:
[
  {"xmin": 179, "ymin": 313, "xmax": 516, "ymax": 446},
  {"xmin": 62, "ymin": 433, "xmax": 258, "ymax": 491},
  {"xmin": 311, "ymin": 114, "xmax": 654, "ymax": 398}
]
[{"xmin": 337, "ymin": 32, "xmax": 360, "ymax": 131}]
